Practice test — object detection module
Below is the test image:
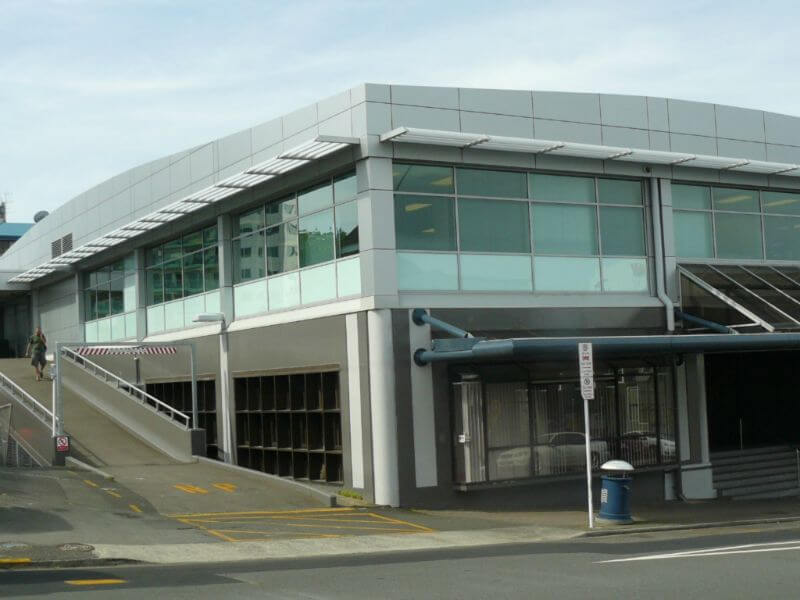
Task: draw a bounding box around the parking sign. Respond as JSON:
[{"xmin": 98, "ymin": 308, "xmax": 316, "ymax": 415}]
[{"xmin": 579, "ymin": 342, "xmax": 594, "ymax": 400}]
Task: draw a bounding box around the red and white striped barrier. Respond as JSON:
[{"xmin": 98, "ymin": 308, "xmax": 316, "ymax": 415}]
[{"xmin": 72, "ymin": 346, "xmax": 177, "ymax": 356}]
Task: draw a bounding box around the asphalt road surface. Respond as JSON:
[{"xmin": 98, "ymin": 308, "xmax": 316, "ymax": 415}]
[{"xmin": 4, "ymin": 522, "xmax": 800, "ymax": 599}]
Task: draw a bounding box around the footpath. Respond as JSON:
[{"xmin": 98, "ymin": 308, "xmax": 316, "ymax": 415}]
[{"xmin": 2, "ymin": 465, "xmax": 800, "ymax": 569}]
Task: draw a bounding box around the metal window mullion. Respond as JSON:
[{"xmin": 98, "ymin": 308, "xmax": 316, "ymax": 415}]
[
  {"xmin": 739, "ymin": 265, "xmax": 800, "ymax": 310},
  {"xmin": 708, "ymin": 264, "xmax": 800, "ymax": 327},
  {"xmin": 759, "ymin": 190, "xmax": 768, "ymax": 260}
]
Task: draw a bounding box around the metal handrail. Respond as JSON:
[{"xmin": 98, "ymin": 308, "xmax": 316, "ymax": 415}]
[
  {"xmin": 61, "ymin": 347, "xmax": 191, "ymax": 429},
  {"xmin": 0, "ymin": 371, "xmax": 56, "ymax": 428}
]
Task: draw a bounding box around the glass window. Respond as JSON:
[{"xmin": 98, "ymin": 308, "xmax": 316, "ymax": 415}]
[
  {"xmin": 674, "ymin": 211, "xmax": 714, "ymax": 258},
  {"xmin": 96, "ymin": 268, "xmax": 110, "ymax": 285},
  {"xmin": 203, "ymin": 247, "xmax": 219, "ymax": 291},
  {"xmin": 299, "ymin": 209, "xmax": 334, "ymax": 267},
  {"xmin": 147, "ymin": 246, "xmax": 163, "ymax": 267},
  {"xmin": 715, "ymin": 213, "xmax": 763, "ymax": 259},
  {"xmin": 763, "ymin": 190, "xmax": 800, "ymax": 216},
  {"xmin": 234, "ymin": 279, "xmax": 268, "ymax": 317},
  {"xmin": 163, "ymin": 259, "xmax": 183, "ymax": 301},
  {"xmin": 162, "ymin": 238, "xmax": 182, "ymax": 262},
  {"xmin": 457, "ymin": 168, "xmax": 527, "ymax": 199},
  {"xmin": 460, "ymin": 254, "xmax": 532, "ymax": 291},
  {"xmin": 298, "ymin": 182, "xmax": 333, "ymax": 215},
  {"xmin": 233, "ymin": 231, "xmax": 266, "ymax": 283},
  {"xmin": 458, "ymin": 198, "xmax": 530, "ymax": 253},
  {"xmin": 182, "ymin": 230, "xmax": 203, "ymax": 255},
  {"xmin": 123, "ymin": 274, "xmax": 136, "ymax": 312},
  {"xmin": 300, "ymin": 263, "xmax": 337, "ymax": 305},
  {"xmin": 713, "ymin": 187, "xmax": 759, "ymax": 213},
  {"xmin": 393, "ymin": 164, "xmax": 454, "ymax": 194},
  {"xmin": 334, "ymin": 172, "xmax": 357, "ymax": 203},
  {"xmin": 110, "ymin": 260, "xmax": 125, "ymax": 279},
  {"xmin": 110, "ymin": 278, "xmax": 124, "ymax": 315},
  {"xmin": 600, "ymin": 207, "xmax": 645, "ymax": 256},
  {"xmin": 335, "ymin": 202, "xmax": 359, "ymax": 258},
  {"xmin": 238, "ymin": 207, "xmax": 264, "ymax": 235},
  {"xmin": 672, "ymin": 184, "xmax": 711, "ymax": 210},
  {"xmin": 598, "ymin": 179, "xmax": 642, "ymax": 205},
  {"xmin": 397, "ymin": 252, "xmax": 459, "ymax": 290},
  {"xmin": 146, "ymin": 268, "xmax": 163, "ymax": 305},
  {"xmin": 602, "ymin": 258, "xmax": 649, "ymax": 292},
  {"xmin": 394, "ymin": 194, "xmax": 457, "ymax": 251},
  {"xmin": 268, "ymin": 272, "xmax": 300, "ymax": 311},
  {"xmin": 765, "ymin": 216, "xmax": 800, "ymax": 260},
  {"xmin": 530, "ymin": 174, "xmax": 595, "ymax": 203},
  {"xmin": 203, "ymin": 225, "xmax": 218, "ymax": 247},
  {"xmin": 534, "ymin": 256, "xmax": 601, "ymax": 291},
  {"xmin": 182, "ymin": 252, "xmax": 204, "ymax": 297},
  {"xmin": 337, "ymin": 257, "xmax": 361, "ymax": 297},
  {"xmin": 96, "ymin": 284, "xmax": 110, "ymax": 318},
  {"xmin": 532, "ymin": 203, "xmax": 597, "ymax": 255},
  {"xmin": 85, "ymin": 290, "xmax": 97, "ymax": 321},
  {"xmin": 266, "ymin": 222, "xmax": 299, "ymax": 275},
  {"xmin": 265, "ymin": 196, "xmax": 297, "ymax": 226}
]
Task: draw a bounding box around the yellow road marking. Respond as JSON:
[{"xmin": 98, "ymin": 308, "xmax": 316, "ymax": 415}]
[
  {"xmin": 167, "ymin": 507, "xmax": 354, "ymax": 518},
  {"xmin": 105, "ymin": 490, "xmax": 122, "ymax": 499},
  {"xmin": 174, "ymin": 484, "xmax": 209, "ymax": 495},
  {"xmin": 129, "ymin": 504, "xmax": 142, "ymax": 513},
  {"xmin": 370, "ymin": 512, "xmax": 436, "ymax": 533},
  {"xmin": 212, "ymin": 483, "xmax": 237, "ymax": 493},
  {"xmin": 211, "ymin": 532, "xmax": 342, "ymax": 541},
  {"xmin": 83, "ymin": 479, "xmax": 98, "ymax": 488},
  {"xmin": 176, "ymin": 518, "xmax": 237, "ymax": 542},
  {"xmin": 65, "ymin": 579, "xmax": 126, "ymax": 586},
  {"xmin": 0, "ymin": 558, "xmax": 31, "ymax": 565}
]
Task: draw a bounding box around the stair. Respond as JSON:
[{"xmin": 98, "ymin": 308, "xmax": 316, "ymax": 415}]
[{"xmin": 712, "ymin": 446, "xmax": 800, "ymax": 501}]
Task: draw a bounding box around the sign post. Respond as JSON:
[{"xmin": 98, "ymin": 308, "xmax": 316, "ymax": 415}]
[{"xmin": 578, "ymin": 342, "xmax": 595, "ymax": 529}]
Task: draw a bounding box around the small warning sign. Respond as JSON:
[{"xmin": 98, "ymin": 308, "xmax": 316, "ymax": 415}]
[{"xmin": 55, "ymin": 435, "xmax": 70, "ymax": 453}]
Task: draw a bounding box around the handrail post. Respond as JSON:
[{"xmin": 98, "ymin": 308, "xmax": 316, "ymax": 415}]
[
  {"xmin": 190, "ymin": 343, "xmax": 198, "ymax": 430},
  {"xmin": 796, "ymin": 448, "xmax": 799, "ymax": 489}
]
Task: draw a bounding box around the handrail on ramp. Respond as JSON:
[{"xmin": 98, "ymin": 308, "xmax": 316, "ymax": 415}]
[
  {"xmin": 0, "ymin": 371, "xmax": 57, "ymax": 430},
  {"xmin": 61, "ymin": 347, "xmax": 191, "ymax": 429}
]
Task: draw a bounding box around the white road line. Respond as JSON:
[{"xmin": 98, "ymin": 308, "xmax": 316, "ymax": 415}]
[{"xmin": 598, "ymin": 540, "xmax": 800, "ymax": 563}]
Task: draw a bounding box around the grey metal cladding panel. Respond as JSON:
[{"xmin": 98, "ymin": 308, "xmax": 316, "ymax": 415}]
[
  {"xmin": 715, "ymin": 104, "xmax": 765, "ymax": 142},
  {"xmin": 764, "ymin": 112, "xmax": 800, "ymax": 146},
  {"xmin": 716, "ymin": 138, "xmax": 766, "ymax": 161},
  {"xmin": 646, "ymin": 97, "xmax": 669, "ymax": 131},
  {"xmin": 667, "ymin": 99, "xmax": 716, "ymax": 136},
  {"xmin": 460, "ymin": 111, "xmax": 533, "ymax": 138},
  {"xmin": 601, "ymin": 126, "xmax": 649, "ymax": 149},
  {"xmin": 283, "ymin": 103, "xmax": 318, "ymax": 138},
  {"xmin": 458, "ymin": 88, "xmax": 533, "ymax": 117},
  {"xmin": 319, "ymin": 110, "xmax": 352, "ymax": 137},
  {"xmin": 599, "ymin": 94, "xmax": 648, "ymax": 129},
  {"xmin": 669, "ymin": 133, "xmax": 717, "ymax": 155},
  {"xmin": 649, "ymin": 130, "xmax": 670, "ymax": 151},
  {"xmin": 533, "ymin": 119, "xmax": 601, "ymax": 144},
  {"xmin": 190, "ymin": 144, "xmax": 214, "ymax": 180},
  {"xmin": 318, "ymin": 89, "xmax": 351, "ymax": 121},
  {"xmin": 151, "ymin": 167, "xmax": 170, "ymax": 201},
  {"xmin": 766, "ymin": 144, "xmax": 800, "ymax": 164},
  {"xmin": 390, "ymin": 85, "xmax": 459, "ymax": 110},
  {"xmin": 252, "ymin": 118, "xmax": 283, "ymax": 152},
  {"xmin": 533, "ymin": 91, "xmax": 601, "ymax": 124},
  {"xmin": 353, "ymin": 102, "xmax": 392, "ymax": 136},
  {"xmin": 391, "ymin": 105, "xmax": 460, "ymax": 131},
  {"xmin": 169, "ymin": 155, "xmax": 191, "ymax": 193},
  {"xmin": 351, "ymin": 82, "xmax": 391, "ymax": 105},
  {"xmin": 218, "ymin": 129, "xmax": 252, "ymax": 170}
]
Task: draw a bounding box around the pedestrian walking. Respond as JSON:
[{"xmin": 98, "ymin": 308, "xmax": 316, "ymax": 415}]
[{"xmin": 26, "ymin": 326, "xmax": 47, "ymax": 381}]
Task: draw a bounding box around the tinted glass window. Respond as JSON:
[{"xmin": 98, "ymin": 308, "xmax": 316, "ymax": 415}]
[
  {"xmin": 532, "ymin": 203, "xmax": 597, "ymax": 255},
  {"xmin": 393, "ymin": 164, "xmax": 454, "ymax": 194},
  {"xmin": 299, "ymin": 209, "xmax": 334, "ymax": 267},
  {"xmin": 394, "ymin": 194, "xmax": 457, "ymax": 251},
  {"xmin": 713, "ymin": 187, "xmax": 759, "ymax": 213},
  {"xmin": 530, "ymin": 174, "xmax": 595, "ymax": 203},
  {"xmin": 672, "ymin": 184, "xmax": 711, "ymax": 210},
  {"xmin": 458, "ymin": 198, "xmax": 530, "ymax": 253},
  {"xmin": 598, "ymin": 179, "xmax": 642, "ymax": 205},
  {"xmin": 457, "ymin": 168, "xmax": 527, "ymax": 198}
]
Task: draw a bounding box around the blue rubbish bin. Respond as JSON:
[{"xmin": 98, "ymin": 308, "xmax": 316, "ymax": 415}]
[{"xmin": 598, "ymin": 460, "xmax": 634, "ymax": 524}]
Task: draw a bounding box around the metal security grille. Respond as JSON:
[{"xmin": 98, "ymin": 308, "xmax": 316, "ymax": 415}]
[{"xmin": 51, "ymin": 238, "xmax": 62, "ymax": 258}]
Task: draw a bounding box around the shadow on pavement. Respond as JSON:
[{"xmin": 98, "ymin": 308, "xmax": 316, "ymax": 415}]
[{"xmin": 0, "ymin": 507, "xmax": 72, "ymax": 534}]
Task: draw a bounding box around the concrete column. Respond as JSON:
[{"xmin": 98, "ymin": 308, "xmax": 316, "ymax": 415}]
[
  {"xmin": 74, "ymin": 272, "xmax": 85, "ymax": 341},
  {"xmin": 686, "ymin": 354, "xmax": 711, "ymax": 464},
  {"xmin": 216, "ymin": 214, "xmax": 235, "ymax": 462},
  {"xmin": 407, "ymin": 309, "xmax": 437, "ymax": 488},
  {"xmin": 345, "ymin": 313, "xmax": 365, "ymax": 489},
  {"xmin": 30, "ymin": 288, "xmax": 39, "ymax": 329},
  {"xmin": 679, "ymin": 353, "xmax": 716, "ymax": 499},
  {"xmin": 367, "ymin": 309, "xmax": 399, "ymax": 506},
  {"xmin": 134, "ymin": 248, "xmax": 147, "ymax": 341},
  {"xmin": 217, "ymin": 214, "xmax": 234, "ymax": 324}
]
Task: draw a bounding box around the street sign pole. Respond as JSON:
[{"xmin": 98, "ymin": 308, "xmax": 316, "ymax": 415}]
[{"xmin": 579, "ymin": 342, "xmax": 595, "ymax": 530}]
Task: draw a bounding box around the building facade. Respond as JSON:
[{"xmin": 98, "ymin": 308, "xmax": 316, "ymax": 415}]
[{"xmin": 4, "ymin": 84, "xmax": 800, "ymax": 506}]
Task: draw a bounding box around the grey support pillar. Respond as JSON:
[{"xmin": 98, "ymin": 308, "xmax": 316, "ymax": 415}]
[
  {"xmin": 407, "ymin": 309, "xmax": 438, "ymax": 488},
  {"xmin": 217, "ymin": 213, "xmax": 235, "ymax": 462},
  {"xmin": 30, "ymin": 288, "xmax": 39, "ymax": 329},
  {"xmin": 679, "ymin": 353, "xmax": 716, "ymax": 499},
  {"xmin": 217, "ymin": 214, "xmax": 234, "ymax": 325},
  {"xmin": 74, "ymin": 272, "xmax": 85, "ymax": 341},
  {"xmin": 358, "ymin": 157, "xmax": 398, "ymax": 302},
  {"xmin": 134, "ymin": 248, "xmax": 148, "ymax": 341}
]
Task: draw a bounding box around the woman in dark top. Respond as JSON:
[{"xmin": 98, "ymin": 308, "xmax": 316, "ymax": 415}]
[{"xmin": 26, "ymin": 327, "xmax": 47, "ymax": 381}]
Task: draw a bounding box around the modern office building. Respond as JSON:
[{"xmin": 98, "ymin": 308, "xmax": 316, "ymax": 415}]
[{"xmin": 4, "ymin": 84, "xmax": 800, "ymax": 506}]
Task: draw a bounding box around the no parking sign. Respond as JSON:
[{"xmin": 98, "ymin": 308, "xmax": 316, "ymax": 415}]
[{"xmin": 55, "ymin": 435, "xmax": 69, "ymax": 453}]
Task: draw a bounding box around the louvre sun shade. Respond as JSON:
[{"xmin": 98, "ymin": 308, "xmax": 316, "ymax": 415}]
[
  {"xmin": 679, "ymin": 264, "xmax": 800, "ymax": 333},
  {"xmin": 9, "ymin": 135, "xmax": 359, "ymax": 284}
]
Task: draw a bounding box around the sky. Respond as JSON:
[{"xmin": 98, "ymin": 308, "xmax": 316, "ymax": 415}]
[{"xmin": 1, "ymin": 0, "xmax": 799, "ymax": 222}]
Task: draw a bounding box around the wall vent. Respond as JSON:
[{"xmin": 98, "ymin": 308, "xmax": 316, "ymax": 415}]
[
  {"xmin": 61, "ymin": 233, "xmax": 72, "ymax": 253},
  {"xmin": 51, "ymin": 239, "xmax": 62, "ymax": 258}
]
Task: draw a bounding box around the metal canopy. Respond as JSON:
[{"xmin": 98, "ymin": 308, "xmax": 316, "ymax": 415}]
[
  {"xmin": 380, "ymin": 127, "xmax": 800, "ymax": 176},
  {"xmin": 9, "ymin": 134, "xmax": 359, "ymax": 284},
  {"xmin": 678, "ymin": 264, "xmax": 800, "ymax": 333}
]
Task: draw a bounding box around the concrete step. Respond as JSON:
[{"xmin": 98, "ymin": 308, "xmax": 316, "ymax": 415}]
[
  {"xmin": 713, "ymin": 457, "xmax": 797, "ymax": 478},
  {"xmin": 712, "ymin": 452, "xmax": 796, "ymax": 468},
  {"xmin": 715, "ymin": 471, "xmax": 799, "ymax": 491},
  {"xmin": 719, "ymin": 479, "xmax": 800, "ymax": 498},
  {"xmin": 711, "ymin": 445, "xmax": 794, "ymax": 460},
  {"xmin": 714, "ymin": 464, "xmax": 798, "ymax": 484},
  {"xmin": 733, "ymin": 486, "xmax": 800, "ymax": 501}
]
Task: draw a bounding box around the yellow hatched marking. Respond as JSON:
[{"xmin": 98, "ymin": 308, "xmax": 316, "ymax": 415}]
[
  {"xmin": 211, "ymin": 531, "xmax": 342, "ymax": 541},
  {"xmin": 176, "ymin": 518, "xmax": 236, "ymax": 542},
  {"xmin": 0, "ymin": 558, "xmax": 31, "ymax": 565},
  {"xmin": 129, "ymin": 504, "xmax": 142, "ymax": 513},
  {"xmin": 65, "ymin": 579, "xmax": 126, "ymax": 586},
  {"xmin": 212, "ymin": 483, "xmax": 237, "ymax": 493},
  {"xmin": 174, "ymin": 484, "xmax": 209, "ymax": 495},
  {"xmin": 83, "ymin": 479, "xmax": 98, "ymax": 488},
  {"xmin": 167, "ymin": 507, "xmax": 354, "ymax": 518},
  {"xmin": 369, "ymin": 512, "xmax": 436, "ymax": 533}
]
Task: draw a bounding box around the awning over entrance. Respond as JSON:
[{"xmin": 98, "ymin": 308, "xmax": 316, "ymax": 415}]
[{"xmin": 679, "ymin": 264, "xmax": 800, "ymax": 333}]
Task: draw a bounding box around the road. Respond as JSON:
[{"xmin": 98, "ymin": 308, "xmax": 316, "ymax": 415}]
[{"xmin": 4, "ymin": 522, "xmax": 800, "ymax": 599}]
